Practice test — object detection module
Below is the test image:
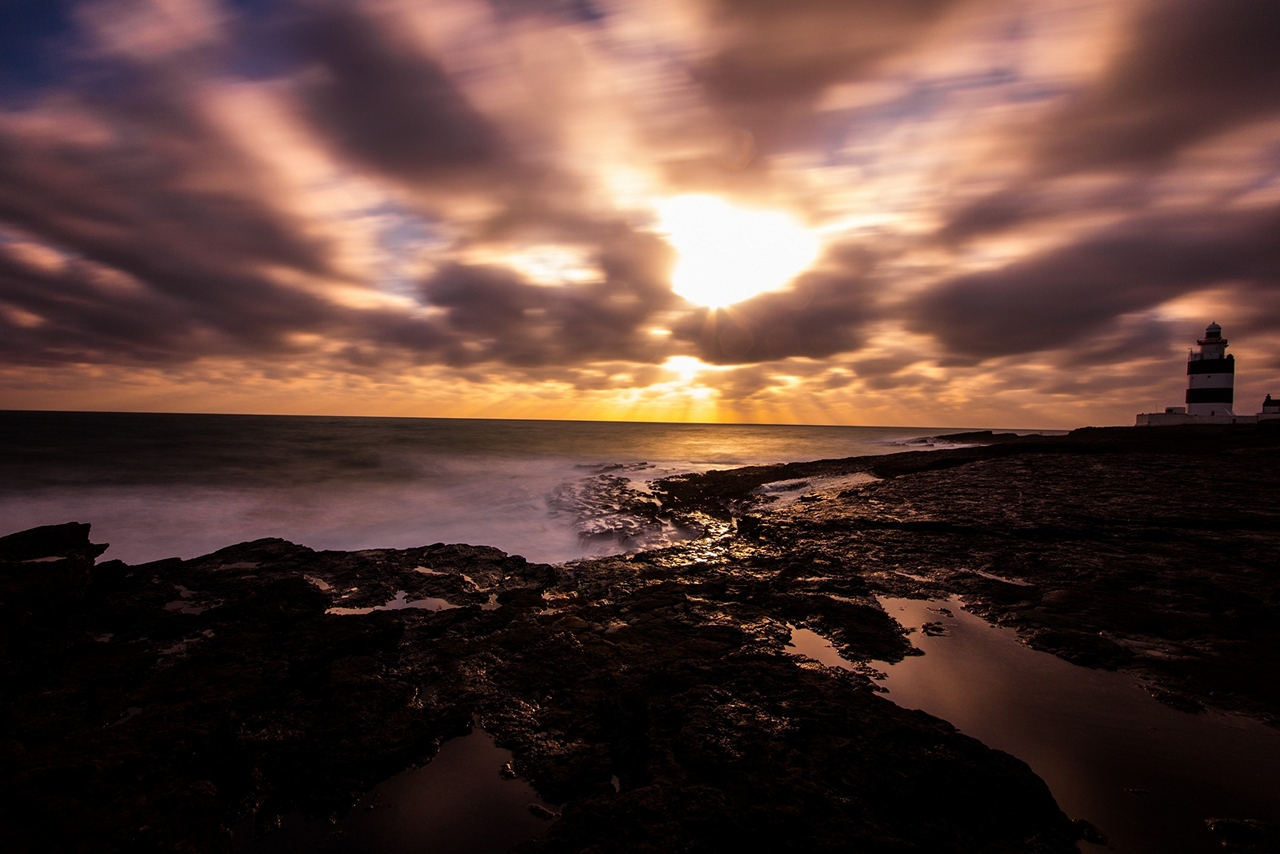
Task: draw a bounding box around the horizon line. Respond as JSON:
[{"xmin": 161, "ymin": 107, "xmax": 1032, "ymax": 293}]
[{"xmin": 0, "ymin": 407, "xmax": 1076, "ymax": 434}]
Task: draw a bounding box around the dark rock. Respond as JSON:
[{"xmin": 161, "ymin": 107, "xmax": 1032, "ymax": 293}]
[
  {"xmin": 1020, "ymin": 628, "xmax": 1132, "ymax": 670},
  {"xmin": 0, "ymin": 521, "xmax": 1082, "ymax": 853},
  {"xmin": 1206, "ymin": 817, "xmax": 1280, "ymax": 853},
  {"xmin": 1073, "ymin": 819, "xmax": 1107, "ymax": 844},
  {"xmin": 664, "ymin": 427, "xmax": 1280, "ymax": 724},
  {"xmin": 932, "ymin": 430, "xmax": 1030, "ymax": 444},
  {"xmin": 0, "ymin": 521, "xmax": 108, "ymax": 562}
]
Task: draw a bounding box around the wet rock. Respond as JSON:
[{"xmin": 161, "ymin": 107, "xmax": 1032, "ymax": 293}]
[
  {"xmin": 0, "ymin": 521, "xmax": 108, "ymax": 563},
  {"xmin": 1206, "ymin": 817, "xmax": 1280, "ymax": 853},
  {"xmin": 0, "ymin": 522, "xmax": 105, "ymax": 609},
  {"xmin": 548, "ymin": 471, "xmax": 672, "ymax": 549},
  {"xmin": 1073, "ymin": 819, "xmax": 1107, "ymax": 844},
  {"xmin": 1020, "ymin": 628, "xmax": 1132, "ymax": 670},
  {"xmin": 667, "ymin": 426, "xmax": 1280, "ymax": 725},
  {"xmin": 0, "ymin": 519, "xmax": 1083, "ymax": 853}
]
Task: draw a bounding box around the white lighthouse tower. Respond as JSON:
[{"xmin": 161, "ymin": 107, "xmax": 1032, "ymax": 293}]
[{"xmin": 1185, "ymin": 322, "xmax": 1234, "ymax": 417}]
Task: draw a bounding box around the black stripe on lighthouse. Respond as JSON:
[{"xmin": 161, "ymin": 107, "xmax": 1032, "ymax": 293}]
[
  {"xmin": 1186, "ymin": 387, "xmax": 1234, "ymax": 404},
  {"xmin": 1187, "ymin": 359, "xmax": 1235, "ymax": 375}
]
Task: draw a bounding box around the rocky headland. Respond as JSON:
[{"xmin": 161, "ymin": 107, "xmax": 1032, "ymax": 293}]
[{"xmin": 4, "ymin": 424, "xmax": 1279, "ymax": 853}]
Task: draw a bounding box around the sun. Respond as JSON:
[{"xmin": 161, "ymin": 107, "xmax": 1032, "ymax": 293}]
[{"xmin": 655, "ymin": 194, "xmax": 821, "ymax": 309}]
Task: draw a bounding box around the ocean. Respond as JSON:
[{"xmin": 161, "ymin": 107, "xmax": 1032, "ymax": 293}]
[{"xmin": 0, "ymin": 411, "xmax": 979, "ymax": 566}]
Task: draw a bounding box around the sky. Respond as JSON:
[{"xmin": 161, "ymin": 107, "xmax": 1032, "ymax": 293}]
[{"xmin": 1, "ymin": 0, "xmax": 1278, "ymax": 428}]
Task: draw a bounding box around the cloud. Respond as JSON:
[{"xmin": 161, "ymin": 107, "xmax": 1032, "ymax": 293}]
[
  {"xmin": 1035, "ymin": 0, "xmax": 1280, "ymax": 173},
  {"xmin": 414, "ymin": 226, "xmax": 679, "ymax": 367},
  {"xmin": 909, "ymin": 204, "xmax": 1280, "ymax": 359},
  {"xmin": 672, "ymin": 246, "xmax": 880, "ymax": 364},
  {"xmin": 691, "ymin": 0, "xmax": 974, "ymax": 155},
  {"xmin": 292, "ymin": 3, "xmax": 512, "ymax": 191},
  {"xmin": 4, "ymin": 0, "xmax": 1280, "ymax": 426},
  {"xmin": 0, "ymin": 71, "xmax": 359, "ymax": 364}
]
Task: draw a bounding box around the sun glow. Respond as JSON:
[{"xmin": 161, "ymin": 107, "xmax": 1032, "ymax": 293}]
[{"xmin": 655, "ymin": 195, "xmax": 821, "ymax": 309}]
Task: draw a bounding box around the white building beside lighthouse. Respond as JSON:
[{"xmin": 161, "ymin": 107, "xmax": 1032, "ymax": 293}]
[{"xmin": 1137, "ymin": 323, "xmax": 1277, "ymax": 425}]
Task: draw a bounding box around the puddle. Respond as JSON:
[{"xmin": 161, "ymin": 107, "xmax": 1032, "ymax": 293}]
[
  {"xmin": 327, "ymin": 590, "xmax": 461, "ymax": 616},
  {"xmin": 876, "ymin": 596, "xmax": 1280, "ymax": 854},
  {"xmin": 108, "ymin": 707, "xmax": 142, "ymax": 727},
  {"xmin": 413, "ymin": 566, "xmax": 449, "ymax": 576},
  {"xmin": 785, "ymin": 624, "xmax": 855, "ymax": 671},
  {"xmin": 967, "ymin": 569, "xmax": 1032, "ymax": 587},
  {"xmin": 754, "ymin": 472, "xmax": 880, "ymax": 507},
  {"xmin": 239, "ymin": 728, "xmax": 557, "ymax": 853}
]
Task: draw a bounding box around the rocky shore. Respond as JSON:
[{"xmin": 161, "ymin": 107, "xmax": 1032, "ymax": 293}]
[
  {"xmin": 4, "ymin": 424, "xmax": 1278, "ymax": 853},
  {"xmin": 661, "ymin": 424, "xmax": 1280, "ymax": 726}
]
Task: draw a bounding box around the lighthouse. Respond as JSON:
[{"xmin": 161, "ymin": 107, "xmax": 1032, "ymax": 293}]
[
  {"xmin": 1136, "ymin": 322, "xmax": 1276, "ymax": 425},
  {"xmin": 1185, "ymin": 322, "xmax": 1234, "ymax": 417}
]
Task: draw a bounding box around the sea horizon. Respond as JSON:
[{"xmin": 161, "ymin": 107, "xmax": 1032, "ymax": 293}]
[{"xmin": 0, "ymin": 406, "xmax": 1069, "ymax": 434}]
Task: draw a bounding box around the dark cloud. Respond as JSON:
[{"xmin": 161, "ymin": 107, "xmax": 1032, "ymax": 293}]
[
  {"xmin": 1037, "ymin": 0, "xmax": 1280, "ymax": 173},
  {"xmin": 0, "ymin": 2, "xmax": 679, "ymax": 381},
  {"xmin": 910, "ymin": 205, "xmax": 1280, "ymax": 359},
  {"xmin": 935, "ymin": 180, "xmax": 1154, "ymax": 246},
  {"xmin": 0, "ymin": 0, "xmax": 680, "ymax": 381},
  {"xmin": 931, "ymin": 1, "xmax": 1280, "ymax": 246},
  {"xmin": 0, "ymin": 249, "xmax": 203, "ymax": 366},
  {"xmin": 0, "ymin": 70, "xmax": 359, "ymax": 365},
  {"xmin": 292, "ymin": 3, "xmax": 511, "ymax": 189},
  {"xmin": 692, "ymin": 0, "xmax": 971, "ymax": 154},
  {"xmin": 935, "ymin": 190, "xmax": 1037, "ymax": 245},
  {"xmin": 288, "ymin": 2, "xmax": 599, "ymax": 249},
  {"xmin": 699, "ymin": 0, "xmax": 961, "ymax": 100},
  {"xmin": 673, "ymin": 252, "xmax": 878, "ymax": 364},
  {"xmin": 1052, "ymin": 313, "xmax": 1176, "ymax": 371},
  {"xmin": 414, "ymin": 228, "xmax": 680, "ymax": 367},
  {"xmin": 487, "ymin": 0, "xmax": 605, "ymax": 25}
]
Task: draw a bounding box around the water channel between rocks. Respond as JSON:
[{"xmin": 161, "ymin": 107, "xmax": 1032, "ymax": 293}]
[
  {"xmin": 240, "ymin": 728, "xmax": 557, "ymax": 853},
  {"xmin": 788, "ymin": 596, "xmax": 1280, "ymax": 854}
]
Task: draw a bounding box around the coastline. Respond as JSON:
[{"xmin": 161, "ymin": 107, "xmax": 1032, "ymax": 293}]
[
  {"xmin": 657, "ymin": 423, "xmax": 1280, "ymax": 725},
  {"xmin": 3, "ymin": 424, "xmax": 1279, "ymax": 852}
]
